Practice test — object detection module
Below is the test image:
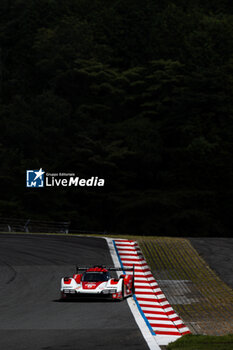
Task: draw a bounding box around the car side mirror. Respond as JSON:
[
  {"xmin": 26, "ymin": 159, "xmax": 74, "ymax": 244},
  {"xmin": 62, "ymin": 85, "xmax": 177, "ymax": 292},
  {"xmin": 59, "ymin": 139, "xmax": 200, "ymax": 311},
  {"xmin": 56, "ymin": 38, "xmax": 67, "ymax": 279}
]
[{"xmin": 120, "ymin": 274, "xmax": 125, "ymax": 279}]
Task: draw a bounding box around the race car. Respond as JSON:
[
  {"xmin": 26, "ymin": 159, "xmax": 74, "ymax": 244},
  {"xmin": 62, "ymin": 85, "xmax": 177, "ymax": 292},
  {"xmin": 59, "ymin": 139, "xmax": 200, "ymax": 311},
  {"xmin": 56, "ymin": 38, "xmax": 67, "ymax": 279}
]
[{"xmin": 60, "ymin": 265, "xmax": 135, "ymax": 300}]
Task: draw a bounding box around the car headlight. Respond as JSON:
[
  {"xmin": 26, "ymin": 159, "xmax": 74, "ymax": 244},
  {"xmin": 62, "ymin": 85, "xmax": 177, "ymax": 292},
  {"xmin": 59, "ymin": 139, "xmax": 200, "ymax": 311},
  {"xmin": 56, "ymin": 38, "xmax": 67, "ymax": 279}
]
[
  {"xmin": 102, "ymin": 290, "xmax": 110, "ymax": 294},
  {"xmin": 102, "ymin": 289, "xmax": 117, "ymax": 294},
  {"xmin": 110, "ymin": 289, "xmax": 117, "ymax": 294}
]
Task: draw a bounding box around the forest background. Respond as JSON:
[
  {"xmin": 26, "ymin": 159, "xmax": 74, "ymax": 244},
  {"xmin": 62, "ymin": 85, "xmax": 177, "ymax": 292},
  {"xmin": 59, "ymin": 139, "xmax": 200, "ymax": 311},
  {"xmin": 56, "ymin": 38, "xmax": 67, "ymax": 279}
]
[{"xmin": 0, "ymin": 0, "xmax": 232, "ymax": 235}]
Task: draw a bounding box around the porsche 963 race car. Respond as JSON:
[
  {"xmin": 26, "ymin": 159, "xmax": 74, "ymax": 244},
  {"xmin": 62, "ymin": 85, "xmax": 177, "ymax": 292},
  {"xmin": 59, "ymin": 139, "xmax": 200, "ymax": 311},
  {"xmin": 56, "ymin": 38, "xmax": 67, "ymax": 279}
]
[{"xmin": 60, "ymin": 265, "xmax": 135, "ymax": 300}]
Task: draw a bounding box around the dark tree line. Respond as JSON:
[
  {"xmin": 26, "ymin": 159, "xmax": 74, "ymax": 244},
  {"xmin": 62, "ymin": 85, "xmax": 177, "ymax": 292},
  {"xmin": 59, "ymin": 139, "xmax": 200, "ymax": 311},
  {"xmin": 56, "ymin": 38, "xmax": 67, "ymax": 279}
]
[{"xmin": 0, "ymin": 0, "xmax": 232, "ymax": 235}]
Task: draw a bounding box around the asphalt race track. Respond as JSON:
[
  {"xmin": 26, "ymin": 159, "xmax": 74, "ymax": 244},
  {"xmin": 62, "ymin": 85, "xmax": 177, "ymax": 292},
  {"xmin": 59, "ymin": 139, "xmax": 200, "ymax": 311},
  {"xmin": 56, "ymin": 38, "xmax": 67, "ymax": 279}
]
[
  {"xmin": 0, "ymin": 234, "xmax": 149, "ymax": 350},
  {"xmin": 189, "ymin": 237, "xmax": 233, "ymax": 289}
]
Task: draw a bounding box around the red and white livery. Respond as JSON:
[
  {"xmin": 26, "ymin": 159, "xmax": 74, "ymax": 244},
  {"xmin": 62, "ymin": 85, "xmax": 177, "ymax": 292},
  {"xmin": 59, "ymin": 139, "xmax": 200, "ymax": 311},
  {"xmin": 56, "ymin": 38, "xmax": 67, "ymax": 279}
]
[{"xmin": 60, "ymin": 265, "xmax": 135, "ymax": 300}]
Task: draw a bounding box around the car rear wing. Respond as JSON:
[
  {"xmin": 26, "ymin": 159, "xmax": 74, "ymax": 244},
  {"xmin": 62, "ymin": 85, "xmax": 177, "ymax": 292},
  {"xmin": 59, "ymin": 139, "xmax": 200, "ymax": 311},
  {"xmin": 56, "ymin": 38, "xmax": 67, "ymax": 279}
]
[
  {"xmin": 106, "ymin": 266, "xmax": 134, "ymax": 272},
  {"xmin": 76, "ymin": 265, "xmax": 134, "ymax": 273}
]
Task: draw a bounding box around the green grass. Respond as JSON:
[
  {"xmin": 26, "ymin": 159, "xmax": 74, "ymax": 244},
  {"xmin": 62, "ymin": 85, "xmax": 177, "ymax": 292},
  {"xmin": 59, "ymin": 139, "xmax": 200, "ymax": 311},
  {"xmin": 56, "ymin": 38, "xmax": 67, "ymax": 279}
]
[{"xmin": 167, "ymin": 335, "xmax": 233, "ymax": 350}]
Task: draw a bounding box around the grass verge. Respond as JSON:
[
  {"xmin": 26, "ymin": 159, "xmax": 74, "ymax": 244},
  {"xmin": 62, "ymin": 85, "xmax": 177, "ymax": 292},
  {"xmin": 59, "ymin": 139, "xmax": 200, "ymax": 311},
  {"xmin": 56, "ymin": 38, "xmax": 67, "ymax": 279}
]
[{"xmin": 167, "ymin": 334, "xmax": 233, "ymax": 350}]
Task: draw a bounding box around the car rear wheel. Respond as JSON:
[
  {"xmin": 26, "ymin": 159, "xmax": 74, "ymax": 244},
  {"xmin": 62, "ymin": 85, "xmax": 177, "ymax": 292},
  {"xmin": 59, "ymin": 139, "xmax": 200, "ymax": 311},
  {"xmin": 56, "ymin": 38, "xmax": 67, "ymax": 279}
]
[
  {"xmin": 119, "ymin": 283, "xmax": 125, "ymax": 301},
  {"xmin": 131, "ymin": 277, "xmax": 135, "ymax": 295},
  {"xmin": 61, "ymin": 292, "xmax": 71, "ymax": 300}
]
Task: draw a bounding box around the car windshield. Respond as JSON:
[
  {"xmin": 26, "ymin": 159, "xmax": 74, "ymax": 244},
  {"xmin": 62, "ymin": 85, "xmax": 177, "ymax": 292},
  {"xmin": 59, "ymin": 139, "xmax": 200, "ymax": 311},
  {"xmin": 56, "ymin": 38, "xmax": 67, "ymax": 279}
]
[{"xmin": 82, "ymin": 272, "xmax": 110, "ymax": 282}]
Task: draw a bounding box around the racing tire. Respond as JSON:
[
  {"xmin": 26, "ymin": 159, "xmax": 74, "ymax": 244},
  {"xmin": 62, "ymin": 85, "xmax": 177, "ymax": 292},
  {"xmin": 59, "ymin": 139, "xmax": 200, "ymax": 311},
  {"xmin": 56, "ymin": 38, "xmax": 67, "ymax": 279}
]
[
  {"xmin": 61, "ymin": 292, "xmax": 71, "ymax": 301},
  {"xmin": 119, "ymin": 283, "xmax": 125, "ymax": 301},
  {"xmin": 131, "ymin": 277, "xmax": 135, "ymax": 295}
]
